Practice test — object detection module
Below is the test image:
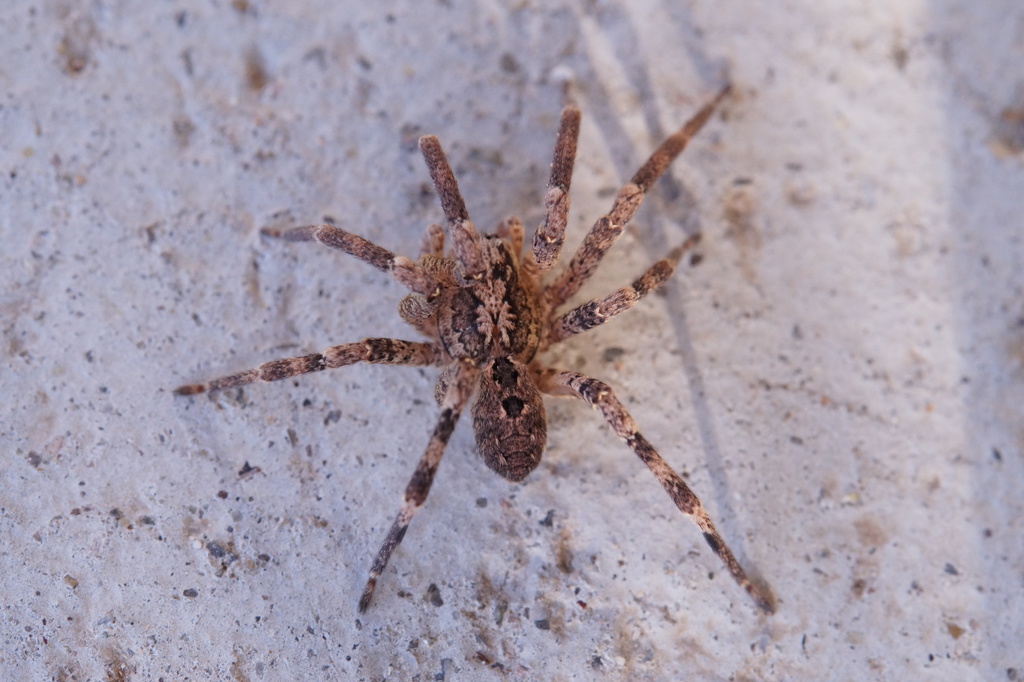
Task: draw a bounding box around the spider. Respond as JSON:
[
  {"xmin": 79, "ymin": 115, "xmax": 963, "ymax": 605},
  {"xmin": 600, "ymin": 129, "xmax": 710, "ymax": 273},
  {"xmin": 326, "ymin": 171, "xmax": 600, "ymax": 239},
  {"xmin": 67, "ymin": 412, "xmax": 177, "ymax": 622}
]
[{"xmin": 176, "ymin": 85, "xmax": 774, "ymax": 614}]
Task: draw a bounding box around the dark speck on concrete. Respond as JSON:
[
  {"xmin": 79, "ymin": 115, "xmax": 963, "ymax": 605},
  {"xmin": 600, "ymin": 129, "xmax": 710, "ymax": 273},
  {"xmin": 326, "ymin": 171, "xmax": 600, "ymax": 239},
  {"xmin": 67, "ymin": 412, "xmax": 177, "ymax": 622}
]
[
  {"xmin": 426, "ymin": 583, "xmax": 444, "ymax": 607},
  {"xmin": 602, "ymin": 347, "xmax": 626, "ymax": 363},
  {"xmin": 238, "ymin": 461, "xmax": 261, "ymax": 477}
]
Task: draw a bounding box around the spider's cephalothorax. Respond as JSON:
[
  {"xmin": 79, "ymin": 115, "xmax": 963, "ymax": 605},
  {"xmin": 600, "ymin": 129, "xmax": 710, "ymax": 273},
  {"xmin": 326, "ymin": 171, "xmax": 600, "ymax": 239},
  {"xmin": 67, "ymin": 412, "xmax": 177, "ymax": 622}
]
[{"xmin": 176, "ymin": 86, "xmax": 775, "ymax": 614}]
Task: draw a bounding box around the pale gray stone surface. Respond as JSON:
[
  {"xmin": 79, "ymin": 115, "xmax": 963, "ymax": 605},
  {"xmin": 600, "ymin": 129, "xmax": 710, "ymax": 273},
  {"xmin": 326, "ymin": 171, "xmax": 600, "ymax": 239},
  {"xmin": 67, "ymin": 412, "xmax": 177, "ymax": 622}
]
[{"xmin": 2, "ymin": 1, "xmax": 1022, "ymax": 679}]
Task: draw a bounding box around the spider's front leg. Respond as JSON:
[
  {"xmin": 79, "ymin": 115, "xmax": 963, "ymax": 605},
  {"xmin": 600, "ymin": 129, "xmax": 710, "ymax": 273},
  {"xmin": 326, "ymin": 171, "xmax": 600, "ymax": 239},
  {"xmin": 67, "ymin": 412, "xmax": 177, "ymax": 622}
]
[
  {"xmin": 531, "ymin": 105, "xmax": 581, "ymax": 271},
  {"xmin": 538, "ymin": 368, "xmax": 775, "ymax": 614},
  {"xmin": 260, "ymin": 224, "xmax": 440, "ymax": 299},
  {"xmin": 547, "ymin": 86, "xmax": 730, "ymax": 308},
  {"xmin": 358, "ymin": 359, "xmax": 478, "ymax": 612},
  {"xmin": 418, "ymin": 135, "xmax": 486, "ymax": 282}
]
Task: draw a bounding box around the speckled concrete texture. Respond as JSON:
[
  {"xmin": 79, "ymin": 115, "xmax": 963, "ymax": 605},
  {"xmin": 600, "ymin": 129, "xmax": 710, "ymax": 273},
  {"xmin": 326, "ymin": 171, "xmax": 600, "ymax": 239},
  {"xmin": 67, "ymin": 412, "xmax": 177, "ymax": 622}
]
[{"xmin": 2, "ymin": 1, "xmax": 1023, "ymax": 679}]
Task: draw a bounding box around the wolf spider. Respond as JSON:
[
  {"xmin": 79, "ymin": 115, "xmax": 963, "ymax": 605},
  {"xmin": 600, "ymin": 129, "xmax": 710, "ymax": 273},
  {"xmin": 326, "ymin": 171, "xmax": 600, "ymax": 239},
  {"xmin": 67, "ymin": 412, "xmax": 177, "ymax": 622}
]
[{"xmin": 176, "ymin": 85, "xmax": 774, "ymax": 614}]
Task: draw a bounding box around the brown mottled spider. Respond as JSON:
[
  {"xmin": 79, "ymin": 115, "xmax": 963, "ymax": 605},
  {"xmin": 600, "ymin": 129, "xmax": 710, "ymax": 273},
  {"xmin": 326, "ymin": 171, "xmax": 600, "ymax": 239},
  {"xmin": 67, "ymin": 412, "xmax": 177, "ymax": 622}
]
[{"xmin": 176, "ymin": 85, "xmax": 774, "ymax": 614}]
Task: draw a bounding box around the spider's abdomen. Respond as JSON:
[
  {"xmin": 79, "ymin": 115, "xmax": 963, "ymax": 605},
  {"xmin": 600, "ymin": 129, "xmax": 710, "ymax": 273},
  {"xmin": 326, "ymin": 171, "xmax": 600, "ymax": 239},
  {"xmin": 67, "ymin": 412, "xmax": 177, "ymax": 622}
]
[{"xmin": 472, "ymin": 357, "xmax": 546, "ymax": 482}]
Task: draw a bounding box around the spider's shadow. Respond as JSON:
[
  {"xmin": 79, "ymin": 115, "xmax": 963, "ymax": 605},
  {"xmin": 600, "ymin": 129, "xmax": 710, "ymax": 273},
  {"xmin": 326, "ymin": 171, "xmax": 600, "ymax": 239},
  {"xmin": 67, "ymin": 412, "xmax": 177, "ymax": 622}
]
[{"xmin": 568, "ymin": 7, "xmax": 764, "ymax": 579}]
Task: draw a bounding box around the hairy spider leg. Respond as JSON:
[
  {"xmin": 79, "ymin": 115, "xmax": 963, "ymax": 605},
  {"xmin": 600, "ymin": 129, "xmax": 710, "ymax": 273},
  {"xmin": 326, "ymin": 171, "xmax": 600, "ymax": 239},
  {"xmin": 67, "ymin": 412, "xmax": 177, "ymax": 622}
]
[
  {"xmin": 418, "ymin": 135, "xmax": 486, "ymax": 283},
  {"xmin": 358, "ymin": 360, "xmax": 478, "ymax": 612},
  {"xmin": 547, "ymin": 86, "xmax": 731, "ymax": 309},
  {"xmin": 538, "ymin": 369, "xmax": 775, "ymax": 614},
  {"xmin": 260, "ymin": 224, "xmax": 441, "ymax": 299},
  {"xmin": 531, "ymin": 105, "xmax": 582, "ymax": 272},
  {"xmin": 174, "ymin": 339, "xmax": 441, "ymax": 395},
  {"xmin": 548, "ymin": 233, "xmax": 701, "ymax": 345}
]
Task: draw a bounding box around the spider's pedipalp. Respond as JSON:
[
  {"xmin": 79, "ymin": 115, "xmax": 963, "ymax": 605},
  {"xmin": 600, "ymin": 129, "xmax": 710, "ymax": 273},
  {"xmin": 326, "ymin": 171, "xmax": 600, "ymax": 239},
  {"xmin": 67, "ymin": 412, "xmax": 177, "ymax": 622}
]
[
  {"xmin": 418, "ymin": 135, "xmax": 485, "ymax": 282},
  {"xmin": 420, "ymin": 222, "xmax": 445, "ymax": 259},
  {"xmin": 548, "ymin": 233, "xmax": 701, "ymax": 344},
  {"xmin": 398, "ymin": 293, "xmax": 439, "ymax": 338},
  {"xmin": 261, "ymin": 225, "xmax": 439, "ymax": 297},
  {"xmin": 547, "ymin": 85, "xmax": 730, "ymax": 308},
  {"xmin": 538, "ymin": 369, "xmax": 775, "ymax": 614},
  {"xmin": 174, "ymin": 338, "xmax": 441, "ymax": 395},
  {"xmin": 531, "ymin": 105, "xmax": 581, "ymax": 272},
  {"xmin": 358, "ymin": 360, "xmax": 478, "ymax": 613}
]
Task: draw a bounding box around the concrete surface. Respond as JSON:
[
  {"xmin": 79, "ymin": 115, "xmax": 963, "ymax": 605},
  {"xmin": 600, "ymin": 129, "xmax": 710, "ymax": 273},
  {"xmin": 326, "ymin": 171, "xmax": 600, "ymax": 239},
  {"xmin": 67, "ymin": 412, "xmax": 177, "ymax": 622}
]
[{"xmin": 2, "ymin": 0, "xmax": 1022, "ymax": 680}]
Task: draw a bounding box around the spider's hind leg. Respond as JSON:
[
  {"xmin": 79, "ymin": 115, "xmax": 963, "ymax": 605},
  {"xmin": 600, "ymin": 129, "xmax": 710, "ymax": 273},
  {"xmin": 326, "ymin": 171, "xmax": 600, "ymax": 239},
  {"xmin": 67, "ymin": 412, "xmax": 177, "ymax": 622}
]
[
  {"xmin": 537, "ymin": 368, "xmax": 775, "ymax": 614},
  {"xmin": 358, "ymin": 360, "xmax": 478, "ymax": 612}
]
